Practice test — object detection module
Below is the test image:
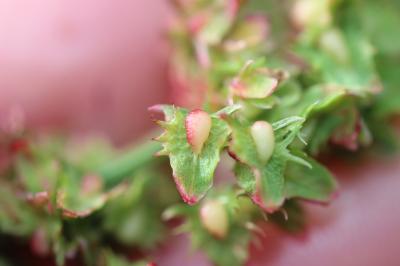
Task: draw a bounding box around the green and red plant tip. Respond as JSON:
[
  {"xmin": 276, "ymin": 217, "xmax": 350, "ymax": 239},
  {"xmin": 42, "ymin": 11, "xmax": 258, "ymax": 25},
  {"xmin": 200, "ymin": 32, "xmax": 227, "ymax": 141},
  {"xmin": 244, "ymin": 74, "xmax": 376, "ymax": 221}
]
[{"xmin": 1, "ymin": 0, "xmax": 400, "ymax": 266}]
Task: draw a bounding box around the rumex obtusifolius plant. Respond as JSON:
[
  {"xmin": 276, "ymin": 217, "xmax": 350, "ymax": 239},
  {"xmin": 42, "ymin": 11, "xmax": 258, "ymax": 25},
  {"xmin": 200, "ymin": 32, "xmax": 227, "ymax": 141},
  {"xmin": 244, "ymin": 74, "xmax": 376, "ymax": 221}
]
[
  {"xmin": 1, "ymin": 0, "xmax": 400, "ymax": 266},
  {"xmin": 152, "ymin": 0, "xmax": 400, "ymax": 264}
]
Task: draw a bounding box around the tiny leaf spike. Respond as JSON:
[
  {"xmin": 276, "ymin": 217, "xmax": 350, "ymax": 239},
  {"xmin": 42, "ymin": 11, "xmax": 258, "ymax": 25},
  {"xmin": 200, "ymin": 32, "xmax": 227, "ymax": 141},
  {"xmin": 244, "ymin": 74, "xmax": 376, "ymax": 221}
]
[
  {"xmin": 250, "ymin": 121, "xmax": 275, "ymax": 164},
  {"xmin": 185, "ymin": 109, "xmax": 212, "ymax": 155},
  {"xmin": 200, "ymin": 199, "xmax": 229, "ymax": 238}
]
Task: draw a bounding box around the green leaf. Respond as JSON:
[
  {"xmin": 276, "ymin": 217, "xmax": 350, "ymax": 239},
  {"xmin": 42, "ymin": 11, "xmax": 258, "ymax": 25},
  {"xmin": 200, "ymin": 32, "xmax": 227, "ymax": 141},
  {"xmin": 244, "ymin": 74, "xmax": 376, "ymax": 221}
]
[
  {"xmin": 223, "ymin": 15, "xmax": 268, "ymax": 52},
  {"xmin": 234, "ymin": 163, "xmax": 255, "ymax": 194},
  {"xmin": 166, "ymin": 191, "xmax": 252, "ymax": 266},
  {"xmin": 213, "ymin": 104, "xmax": 242, "ymax": 117},
  {"xmin": 15, "ymin": 141, "xmax": 128, "ymax": 219},
  {"xmin": 154, "ymin": 106, "xmax": 231, "ymax": 204},
  {"xmin": 57, "ymin": 178, "xmax": 127, "ymax": 219},
  {"xmin": 196, "ymin": 6, "xmax": 235, "ymax": 45},
  {"xmin": 230, "ymin": 116, "xmax": 308, "ymax": 212},
  {"xmin": 371, "ymin": 54, "xmax": 400, "ymax": 118},
  {"xmin": 245, "ymin": 96, "xmax": 277, "ymax": 110},
  {"xmin": 307, "ymin": 115, "xmax": 343, "ymax": 155},
  {"xmin": 285, "ymin": 155, "xmax": 338, "ymax": 203},
  {"xmin": 272, "ymin": 116, "xmax": 305, "ymax": 131},
  {"xmin": 228, "ymin": 119, "xmax": 261, "ymax": 167},
  {"xmin": 255, "ymin": 152, "xmax": 287, "ymax": 211},
  {"xmin": 0, "ymin": 181, "xmax": 38, "ymax": 236},
  {"xmin": 235, "ymin": 157, "xmax": 287, "ymax": 212},
  {"xmin": 102, "ymin": 169, "xmax": 175, "ymax": 248},
  {"xmin": 230, "ymin": 62, "xmax": 281, "ymax": 99},
  {"xmin": 293, "ymin": 85, "xmax": 367, "ymax": 154},
  {"xmin": 356, "ymin": 0, "xmax": 400, "ymax": 55},
  {"xmin": 273, "ymin": 80, "xmax": 303, "ymax": 107},
  {"xmin": 296, "ymin": 27, "xmax": 380, "ymax": 95}
]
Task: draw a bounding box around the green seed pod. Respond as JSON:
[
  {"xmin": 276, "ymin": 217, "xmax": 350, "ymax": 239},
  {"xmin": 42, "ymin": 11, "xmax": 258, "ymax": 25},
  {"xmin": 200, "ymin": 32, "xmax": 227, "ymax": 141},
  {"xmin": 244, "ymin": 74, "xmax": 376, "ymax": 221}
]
[
  {"xmin": 185, "ymin": 109, "xmax": 212, "ymax": 155},
  {"xmin": 200, "ymin": 199, "xmax": 229, "ymax": 238},
  {"xmin": 251, "ymin": 121, "xmax": 275, "ymax": 164}
]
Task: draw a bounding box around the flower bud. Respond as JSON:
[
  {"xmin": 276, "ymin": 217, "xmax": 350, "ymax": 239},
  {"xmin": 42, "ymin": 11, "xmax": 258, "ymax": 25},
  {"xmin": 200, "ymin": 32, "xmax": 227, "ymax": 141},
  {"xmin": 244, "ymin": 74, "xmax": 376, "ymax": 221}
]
[
  {"xmin": 223, "ymin": 15, "xmax": 269, "ymax": 52},
  {"xmin": 185, "ymin": 109, "xmax": 212, "ymax": 155},
  {"xmin": 200, "ymin": 199, "xmax": 228, "ymax": 238},
  {"xmin": 291, "ymin": 0, "xmax": 332, "ymax": 29},
  {"xmin": 251, "ymin": 121, "xmax": 275, "ymax": 164},
  {"xmin": 319, "ymin": 28, "xmax": 348, "ymax": 63},
  {"xmin": 230, "ymin": 61, "xmax": 279, "ymax": 99}
]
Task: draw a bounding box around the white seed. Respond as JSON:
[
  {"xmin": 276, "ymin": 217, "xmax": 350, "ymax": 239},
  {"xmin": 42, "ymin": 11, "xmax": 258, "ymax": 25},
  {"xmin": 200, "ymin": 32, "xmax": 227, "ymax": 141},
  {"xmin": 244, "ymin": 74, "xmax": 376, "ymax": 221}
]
[
  {"xmin": 200, "ymin": 199, "xmax": 229, "ymax": 238},
  {"xmin": 185, "ymin": 109, "xmax": 212, "ymax": 155},
  {"xmin": 251, "ymin": 121, "xmax": 275, "ymax": 163}
]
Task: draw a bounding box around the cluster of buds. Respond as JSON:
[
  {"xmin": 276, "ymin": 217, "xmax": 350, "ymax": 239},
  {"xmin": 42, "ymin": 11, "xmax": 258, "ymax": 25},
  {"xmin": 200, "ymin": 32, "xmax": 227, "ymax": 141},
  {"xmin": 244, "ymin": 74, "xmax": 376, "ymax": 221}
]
[{"xmin": 169, "ymin": 0, "xmax": 270, "ymax": 109}]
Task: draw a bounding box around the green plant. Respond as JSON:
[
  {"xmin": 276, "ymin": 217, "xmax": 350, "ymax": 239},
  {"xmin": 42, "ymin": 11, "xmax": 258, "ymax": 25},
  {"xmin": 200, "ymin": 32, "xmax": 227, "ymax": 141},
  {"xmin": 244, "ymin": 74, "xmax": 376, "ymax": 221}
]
[{"xmin": 1, "ymin": 0, "xmax": 400, "ymax": 265}]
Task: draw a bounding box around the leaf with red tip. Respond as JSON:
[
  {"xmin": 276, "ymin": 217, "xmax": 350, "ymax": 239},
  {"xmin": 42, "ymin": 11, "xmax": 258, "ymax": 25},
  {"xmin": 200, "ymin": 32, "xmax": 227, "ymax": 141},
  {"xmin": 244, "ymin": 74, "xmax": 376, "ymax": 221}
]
[
  {"xmin": 229, "ymin": 62, "xmax": 281, "ymax": 99},
  {"xmin": 56, "ymin": 182, "xmax": 127, "ymax": 219},
  {"xmin": 164, "ymin": 190, "xmax": 252, "ymax": 266},
  {"xmin": 192, "ymin": 0, "xmax": 240, "ymax": 46},
  {"xmin": 234, "ymin": 156, "xmax": 286, "ymax": 213},
  {"xmin": 153, "ymin": 106, "xmax": 230, "ymax": 204},
  {"xmin": 230, "ymin": 116, "xmax": 310, "ymax": 213},
  {"xmin": 223, "ymin": 15, "xmax": 269, "ymax": 52}
]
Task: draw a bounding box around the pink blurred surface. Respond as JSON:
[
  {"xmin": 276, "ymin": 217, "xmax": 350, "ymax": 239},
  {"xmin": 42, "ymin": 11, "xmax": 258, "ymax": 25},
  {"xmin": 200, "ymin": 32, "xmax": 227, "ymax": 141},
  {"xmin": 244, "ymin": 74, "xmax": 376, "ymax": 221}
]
[
  {"xmin": 0, "ymin": 1, "xmax": 399, "ymax": 265},
  {"xmin": 0, "ymin": 0, "xmax": 170, "ymax": 144},
  {"xmin": 150, "ymin": 155, "xmax": 400, "ymax": 266},
  {"xmin": 248, "ymin": 155, "xmax": 400, "ymax": 266}
]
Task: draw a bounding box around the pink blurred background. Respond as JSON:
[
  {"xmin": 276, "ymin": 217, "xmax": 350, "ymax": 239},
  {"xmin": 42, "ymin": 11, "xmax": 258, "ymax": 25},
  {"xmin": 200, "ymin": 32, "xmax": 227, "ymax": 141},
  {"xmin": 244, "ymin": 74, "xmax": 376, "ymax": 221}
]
[
  {"xmin": 0, "ymin": 0, "xmax": 170, "ymax": 144},
  {"xmin": 0, "ymin": 1, "xmax": 399, "ymax": 265}
]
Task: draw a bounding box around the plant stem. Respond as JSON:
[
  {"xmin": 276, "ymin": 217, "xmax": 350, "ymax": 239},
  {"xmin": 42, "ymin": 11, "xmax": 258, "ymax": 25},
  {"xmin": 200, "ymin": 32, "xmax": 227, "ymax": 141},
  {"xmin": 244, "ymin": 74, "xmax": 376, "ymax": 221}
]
[{"xmin": 98, "ymin": 133, "xmax": 162, "ymax": 188}]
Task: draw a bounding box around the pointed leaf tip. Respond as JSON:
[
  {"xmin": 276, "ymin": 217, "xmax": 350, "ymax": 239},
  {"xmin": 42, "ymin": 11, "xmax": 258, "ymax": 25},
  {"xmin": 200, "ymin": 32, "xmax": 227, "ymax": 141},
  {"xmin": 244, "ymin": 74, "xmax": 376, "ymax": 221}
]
[{"xmin": 174, "ymin": 175, "xmax": 198, "ymax": 205}]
